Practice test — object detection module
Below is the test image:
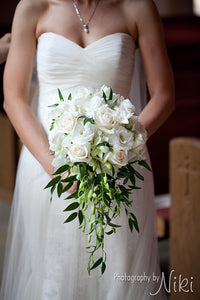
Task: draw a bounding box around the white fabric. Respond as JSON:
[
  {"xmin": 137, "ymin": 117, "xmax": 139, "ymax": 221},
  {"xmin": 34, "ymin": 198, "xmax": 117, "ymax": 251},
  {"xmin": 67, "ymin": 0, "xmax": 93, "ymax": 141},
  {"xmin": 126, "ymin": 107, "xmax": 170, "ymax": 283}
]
[{"xmin": 0, "ymin": 32, "xmax": 167, "ymax": 300}]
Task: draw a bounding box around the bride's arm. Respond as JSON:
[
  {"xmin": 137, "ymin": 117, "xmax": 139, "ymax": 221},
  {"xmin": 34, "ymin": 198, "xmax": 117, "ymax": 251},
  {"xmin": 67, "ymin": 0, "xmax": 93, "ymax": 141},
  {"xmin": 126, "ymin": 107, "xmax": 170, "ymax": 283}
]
[
  {"xmin": 3, "ymin": 0, "xmax": 54, "ymax": 175},
  {"xmin": 127, "ymin": 0, "xmax": 175, "ymax": 138}
]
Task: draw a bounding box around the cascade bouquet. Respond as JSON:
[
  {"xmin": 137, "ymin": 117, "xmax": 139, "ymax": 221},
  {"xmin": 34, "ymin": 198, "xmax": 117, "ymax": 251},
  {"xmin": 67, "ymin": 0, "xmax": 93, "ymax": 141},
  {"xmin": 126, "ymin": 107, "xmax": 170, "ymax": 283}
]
[{"xmin": 45, "ymin": 85, "xmax": 151, "ymax": 275}]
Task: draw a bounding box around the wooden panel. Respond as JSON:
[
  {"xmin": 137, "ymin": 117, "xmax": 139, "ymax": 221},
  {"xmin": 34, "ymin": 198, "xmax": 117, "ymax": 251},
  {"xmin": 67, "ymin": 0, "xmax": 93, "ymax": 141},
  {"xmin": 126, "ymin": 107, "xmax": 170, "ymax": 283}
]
[
  {"xmin": 170, "ymin": 137, "xmax": 200, "ymax": 299},
  {"xmin": 0, "ymin": 114, "xmax": 17, "ymax": 201}
]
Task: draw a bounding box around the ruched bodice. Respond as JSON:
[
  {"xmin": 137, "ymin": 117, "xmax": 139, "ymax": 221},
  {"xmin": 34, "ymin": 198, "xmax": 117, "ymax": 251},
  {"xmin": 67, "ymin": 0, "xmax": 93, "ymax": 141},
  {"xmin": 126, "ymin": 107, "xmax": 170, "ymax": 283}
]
[{"xmin": 37, "ymin": 32, "xmax": 136, "ymax": 97}]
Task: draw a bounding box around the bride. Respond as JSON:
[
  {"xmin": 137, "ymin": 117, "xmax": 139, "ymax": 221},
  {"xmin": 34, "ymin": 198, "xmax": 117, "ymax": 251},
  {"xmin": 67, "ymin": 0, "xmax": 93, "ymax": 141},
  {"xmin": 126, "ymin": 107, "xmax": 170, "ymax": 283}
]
[{"xmin": 0, "ymin": 0, "xmax": 174, "ymax": 299}]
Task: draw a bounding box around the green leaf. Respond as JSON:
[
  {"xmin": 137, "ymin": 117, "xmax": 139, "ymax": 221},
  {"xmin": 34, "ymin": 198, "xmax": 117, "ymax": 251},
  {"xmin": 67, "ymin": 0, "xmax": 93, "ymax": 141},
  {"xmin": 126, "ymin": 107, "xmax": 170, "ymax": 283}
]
[
  {"xmin": 44, "ymin": 176, "xmax": 61, "ymax": 189},
  {"xmin": 78, "ymin": 115, "xmax": 95, "ymax": 125},
  {"xmin": 64, "ymin": 212, "xmax": 77, "ymax": 223},
  {"xmin": 53, "ymin": 164, "xmax": 70, "ymax": 175},
  {"xmin": 78, "ymin": 210, "xmax": 84, "ymax": 225},
  {"xmin": 134, "ymin": 170, "xmax": 144, "ymax": 181},
  {"xmin": 58, "ymin": 88, "xmax": 64, "ymax": 101},
  {"xmin": 123, "ymin": 177, "xmax": 129, "ymax": 185},
  {"xmin": 138, "ymin": 160, "xmax": 152, "ymax": 172},
  {"xmin": 61, "ymin": 175, "xmax": 77, "ymax": 183},
  {"xmin": 102, "ymin": 91, "xmax": 107, "ymax": 101},
  {"xmin": 48, "ymin": 103, "xmax": 59, "ymax": 107},
  {"xmin": 68, "ymin": 93, "xmax": 72, "ymax": 100},
  {"xmin": 57, "ymin": 182, "xmax": 63, "ymax": 198},
  {"xmin": 108, "ymin": 88, "xmax": 113, "ymax": 100},
  {"xmin": 112, "ymin": 99, "xmax": 118, "ymax": 107},
  {"xmin": 90, "ymin": 257, "xmax": 103, "ymax": 270},
  {"xmin": 49, "ymin": 119, "xmax": 56, "ymax": 131},
  {"xmin": 63, "ymin": 181, "xmax": 74, "ymax": 193},
  {"xmin": 64, "ymin": 191, "xmax": 78, "ymax": 200},
  {"xmin": 79, "ymin": 164, "xmax": 86, "ymax": 179},
  {"xmin": 50, "ymin": 184, "xmax": 56, "ymax": 195},
  {"xmin": 130, "ymin": 213, "xmax": 139, "ymax": 232},
  {"xmin": 101, "ymin": 262, "xmax": 106, "ymax": 275},
  {"xmin": 108, "ymin": 222, "xmax": 121, "ymax": 228},
  {"xmin": 128, "ymin": 218, "xmax": 133, "ymax": 232},
  {"xmin": 63, "ymin": 202, "xmax": 79, "ymax": 211},
  {"xmin": 105, "ymin": 230, "xmax": 114, "ymax": 235},
  {"xmin": 130, "ymin": 175, "xmax": 135, "ymax": 186}
]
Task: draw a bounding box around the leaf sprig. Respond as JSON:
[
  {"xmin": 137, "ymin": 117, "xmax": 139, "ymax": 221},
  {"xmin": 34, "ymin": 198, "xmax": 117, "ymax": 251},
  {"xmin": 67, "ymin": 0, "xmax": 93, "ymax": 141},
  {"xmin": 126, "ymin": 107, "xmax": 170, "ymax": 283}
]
[{"xmin": 44, "ymin": 159, "xmax": 151, "ymax": 275}]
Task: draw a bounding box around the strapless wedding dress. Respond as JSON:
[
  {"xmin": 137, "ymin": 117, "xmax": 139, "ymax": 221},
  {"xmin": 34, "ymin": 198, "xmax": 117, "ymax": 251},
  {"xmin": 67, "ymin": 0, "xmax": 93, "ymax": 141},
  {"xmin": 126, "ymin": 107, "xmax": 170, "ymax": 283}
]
[{"xmin": 0, "ymin": 32, "xmax": 167, "ymax": 300}]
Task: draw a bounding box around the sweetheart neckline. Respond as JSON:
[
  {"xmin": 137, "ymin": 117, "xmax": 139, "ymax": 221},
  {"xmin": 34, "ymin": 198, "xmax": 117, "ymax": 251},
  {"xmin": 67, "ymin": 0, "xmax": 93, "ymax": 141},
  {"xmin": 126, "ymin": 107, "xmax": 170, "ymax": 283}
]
[{"xmin": 37, "ymin": 32, "xmax": 135, "ymax": 50}]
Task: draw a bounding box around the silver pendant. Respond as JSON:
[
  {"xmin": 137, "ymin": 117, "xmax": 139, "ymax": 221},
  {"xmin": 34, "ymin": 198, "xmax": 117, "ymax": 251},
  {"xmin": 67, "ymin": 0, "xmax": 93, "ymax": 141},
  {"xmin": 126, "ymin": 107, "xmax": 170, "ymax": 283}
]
[{"xmin": 83, "ymin": 24, "xmax": 89, "ymax": 33}]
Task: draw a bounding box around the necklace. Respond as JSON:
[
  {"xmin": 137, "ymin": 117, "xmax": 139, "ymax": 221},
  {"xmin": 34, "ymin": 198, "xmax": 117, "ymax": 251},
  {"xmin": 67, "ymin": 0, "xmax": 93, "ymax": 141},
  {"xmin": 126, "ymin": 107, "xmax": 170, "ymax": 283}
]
[{"xmin": 72, "ymin": 0, "xmax": 101, "ymax": 33}]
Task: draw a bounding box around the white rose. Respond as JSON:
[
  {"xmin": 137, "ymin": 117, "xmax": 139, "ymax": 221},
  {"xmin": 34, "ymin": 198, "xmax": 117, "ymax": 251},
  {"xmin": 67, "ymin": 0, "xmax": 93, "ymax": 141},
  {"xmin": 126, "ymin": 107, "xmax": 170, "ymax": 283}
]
[
  {"xmin": 56, "ymin": 112, "xmax": 76, "ymax": 134},
  {"xmin": 69, "ymin": 119, "xmax": 95, "ymax": 145},
  {"xmin": 108, "ymin": 148, "xmax": 128, "ymax": 166},
  {"xmin": 84, "ymin": 95, "xmax": 104, "ymax": 118},
  {"xmin": 115, "ymin": 99, "xmax": 135, "ymax": 124},
  {"xmin": 108, "ymin": 126, "xmax": 134, "ymax": 150},
  {"xmin": 95, "ymin": 105, "xmax": 117, "ymax": 134},
  {"xmin": 68, "ymin": 143, "xmax": 90, "ymax": 162}
]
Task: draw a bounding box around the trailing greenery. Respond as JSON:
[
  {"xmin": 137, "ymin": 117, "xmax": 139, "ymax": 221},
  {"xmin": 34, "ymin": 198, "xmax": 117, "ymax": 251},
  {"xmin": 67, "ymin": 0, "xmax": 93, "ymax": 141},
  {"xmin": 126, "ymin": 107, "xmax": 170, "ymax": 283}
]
[{"xmin": 45, "ymin": 159, "xmax": 151, "ymax": 275}]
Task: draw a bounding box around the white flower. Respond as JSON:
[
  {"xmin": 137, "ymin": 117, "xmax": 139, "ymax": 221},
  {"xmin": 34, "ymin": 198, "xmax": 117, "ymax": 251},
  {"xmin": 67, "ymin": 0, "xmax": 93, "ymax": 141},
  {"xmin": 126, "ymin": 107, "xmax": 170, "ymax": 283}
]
[
  {"xmin": 95, "ymin": 105, "xmax": 117, "ymax": 134},
  {"xmin": 68, "ymin": 143, "xmax": 90, "ymax": 162},
  {"xmin": 115, "ymin": 99, "xmax": 135, "ymax": 124},
  {"xmin": 133, "ymin": 133, "xmax": 146, "ymax": 152},
  {"xmin": 84, "ymin": 95, "xmax": 104, "ymax": 118},
  {"xmin": 73, "ymin": 87, "xmax": 93, "ymax": 108},
  {"xmin": 108, "ymin": 148, "xmax": 128, "ymax": 166},
  {"xmin": 69, "ymin": 119, "xmax": 95, "ymax": 145},
  {"xmin": 108, "ymin": 126, "xmax": 134, "ymax": 150},
  {"xmin": 56, "ymin": 112, "xmax": 77, "ymax": 133}
]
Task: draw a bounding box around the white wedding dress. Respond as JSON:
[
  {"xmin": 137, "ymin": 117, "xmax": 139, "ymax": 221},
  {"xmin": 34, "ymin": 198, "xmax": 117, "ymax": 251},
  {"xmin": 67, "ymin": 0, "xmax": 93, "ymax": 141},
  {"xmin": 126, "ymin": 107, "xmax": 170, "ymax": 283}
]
[{"xmin": 0, "ymin": 32, "xmax": 167, "ymax": 300}]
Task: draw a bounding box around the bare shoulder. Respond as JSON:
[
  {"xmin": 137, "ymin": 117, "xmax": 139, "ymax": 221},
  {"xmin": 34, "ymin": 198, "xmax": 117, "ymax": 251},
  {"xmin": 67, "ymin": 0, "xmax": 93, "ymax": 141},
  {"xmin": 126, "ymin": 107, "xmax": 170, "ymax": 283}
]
[
  {"xmin": 122, "ymin": 0, "xmax": 161, "ymax": 36},
  {"xmin": 14, "ymin": 0, "xmax": 49, "ymax": 24}
]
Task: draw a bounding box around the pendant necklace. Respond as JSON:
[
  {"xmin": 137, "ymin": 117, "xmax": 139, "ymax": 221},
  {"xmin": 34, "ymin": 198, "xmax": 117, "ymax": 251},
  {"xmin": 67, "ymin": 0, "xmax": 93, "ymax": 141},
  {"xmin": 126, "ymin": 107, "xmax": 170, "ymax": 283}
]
[{"xmin": 72, "ymin": 0, "xmax": 101, "ymax": 33}]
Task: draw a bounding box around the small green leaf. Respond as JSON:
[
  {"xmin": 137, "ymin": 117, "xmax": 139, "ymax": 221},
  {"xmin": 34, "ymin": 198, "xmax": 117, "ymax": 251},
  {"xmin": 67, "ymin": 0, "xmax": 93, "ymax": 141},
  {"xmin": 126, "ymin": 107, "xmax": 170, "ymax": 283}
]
[
  {"xmin": 108, "ymin": 222, "xmax": 121, "ymax": 228},
  {"xmin": 90, "ymin": 257, "xmax": 103, "ymax": 270},
  {"xmin": 68, "ymin": 93, "xmax": 72, "ymax": 100},
  {"xmin": 44, "ymin": 176, "xmax": 61, "ymax": 189},
  {"xmin": 53, "ymin": 164, "xmax": 70, "ymax": 175},
  {"xmin": 48, "ymin": 103, "xmax": 59, "ymax": 107},
  {"xmin": 101, "ymin": 262, "xmax": 106, "ymax": 275},
  {"xmin": 57, "ymin": 182, "xmax": 63, "ymax": 198},
  {"xmin": 49, "ymin": 119, "xmax": 56, "ymax": 131},
  {"xmin": 108, "ymin": 88, "xmax": 113, "ymax": 100},
  {"xmin": 102, "ymin": 91, "xmax": 107, "ymax": 101},
  {"xmin": 78, "ymin": 210, "xmax": 83, "ymax": 225},
  {"xmin": 64, "ymin": 212, "xmax": 77, "ymax": 223},
  {"xmin": 128, "ymin": 218, "xmax": 133, "ymax": 232},
  {"xmin": 134, "ymin": 170, "xmax": 144, "ymax": 181},
  {"xmin": 64, "ymin": 191, "xmax": 78, "ymax": 200},
  {"xmin": 63, "ymin": 202, "xmax": 79, "ymax": 211},
  {"xmin": 63, "ymin": 181, "xmax": 74, "ymax": 193},
  {"xmin": 61, "ymin": 175, "xmax": 77, "ymax": 183},
  {"xmin": 105, "ymin": 230, "xmax": 114, "ymax": 235},
  {"xmin": 58, "ymin": 88, "xmax": 64, "ymax": 101},
  {"xmin": 78, "ymin": 115, "xmax": 95, "ymax": 125},
  {"xmin": 138, "ymin": 160, "xmax": 152, "ymax": 172},
  {"xmin": 112, "ymin": 99, "xmax": 118, "ymax": 107}
]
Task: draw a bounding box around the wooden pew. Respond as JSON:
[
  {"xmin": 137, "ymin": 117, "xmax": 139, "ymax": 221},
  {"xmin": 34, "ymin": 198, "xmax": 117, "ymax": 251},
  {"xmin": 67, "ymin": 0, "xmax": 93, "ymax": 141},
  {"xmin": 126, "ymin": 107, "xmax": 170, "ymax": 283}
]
[{"xmin": 170, "ymin": 137, "xmax": 200, "ymax": 299}]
